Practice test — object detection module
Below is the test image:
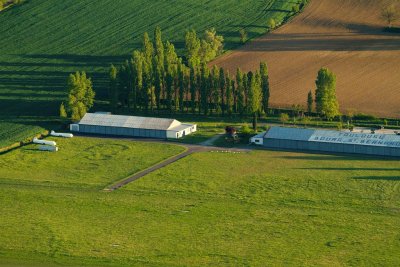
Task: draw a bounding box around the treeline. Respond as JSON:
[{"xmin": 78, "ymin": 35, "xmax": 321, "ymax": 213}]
[{"xmin": 109, "ymin": 27, "xmax": 270, "ymax": 129}]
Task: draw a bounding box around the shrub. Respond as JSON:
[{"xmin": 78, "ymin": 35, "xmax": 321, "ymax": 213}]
[
  {"xmin": 353, "ymin": 113, "xmax": 377, "ymax": 121},
  {"xmin": 239, "ymin": 28, "xmax": 247, "ymax": 44},
  {"xmin": 241, "ymin": 124, "xmax": 253, "ymax": 135},
  {"xmin": 267, "ymin": 18, "xmax": 276, "ymax": 30},
  {"xmin": 292, "ymin": 5, "xmax": 300, "ymax": 13},
  {"xmin": 280, "ymin": 113, "xmax": 289, "ymax": 125}
]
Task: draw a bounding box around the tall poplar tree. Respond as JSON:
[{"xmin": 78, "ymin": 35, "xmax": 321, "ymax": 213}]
[
  {"xmin": 142, "ymin": 32, "xmax": 154, "ymax": 68},
  {"xmin": 200, "ymin": 63, "xmax": 209, "ymax": 115},
  {"xmin": 178, "ymin": 60, "xmax": 185, "ymax": 113},
  {"xmin": 260, "ymin": 62, "xmax": 270, "ymax": 114},
  {"xmin": 132, "ymin": 51, "xmax": 143, "ymax": 112},
  {"xmin": 165, "ymin": 62, "xmax": 174, "ymax": 112},
  {"xmin": 211, "ymin": 65, "xmax": 220, "ymax": 114},
  {"xmin": 247, "ymin": 71, "xmax": 262, "ymax": 130},
  {"xmin": 154, "ymin": 26, "xmax": 164, "ymax": 73},
  {"xmin": 219, "ymin": 67, "xmax": 226, "ymax": 115},
  {"xmin": 196, "ymin": 69, "xmax": 202, "ymax": 115},
  {"xmin": 109, "ymin": 64, "xmax": 118, "ymax": 112},
  {"xmin": 153, "ymin": 56, "xmax": 163, "ymax": 110},
  {"xmin": 190, "ymin": 66, "xmax": 197, "ymax": 113},
  {"xmin": 307, "ymin": 90, "xmax": 313, "ymax": 115},
  {"xmin": 226, "ymin": 75, "xmax": 234, "ymax": 115},
  {"xmin": 236, "ymin": 68, "xmax": 245, "ymax": 115}
]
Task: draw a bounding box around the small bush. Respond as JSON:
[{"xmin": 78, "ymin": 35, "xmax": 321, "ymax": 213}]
[
  {"xmin": 239, "ymin": 28, "xmax": 247, "ymax": 44},
  {"xmin": 267, "ymin": 18, "xmax": 276, "ymax": 29},
  {"xmin": 353, "ymin": 113, "xmax": 376, "ymax": 121},
  {"xmin": 241, "ymin": 124, "xmax": 253, "ymax": 135}
]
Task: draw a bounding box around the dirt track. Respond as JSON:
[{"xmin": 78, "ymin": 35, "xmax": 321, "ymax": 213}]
[
  {"xmin": 99, "ymin": 137, "xmax": 250, "ymax": 191},
  {"xmin": 212, "ymin": 0, "xmax": 400, "ymax": 118}
]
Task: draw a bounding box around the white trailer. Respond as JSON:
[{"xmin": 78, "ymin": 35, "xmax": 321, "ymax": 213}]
[
  {"xmin": 39, "ymin": 145, "xmax": 59, "ymax": 152},
  {"xmin": 50, "ymin": 130, "xmax": 73, "ymax": 138},
  {"xmin": 33, "ymin": 138, "xmax": 56, "ymax": 146}
]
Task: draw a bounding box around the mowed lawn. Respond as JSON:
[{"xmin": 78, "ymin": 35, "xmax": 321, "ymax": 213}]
[
  {"xmin": 0, "ymin": 145, "xmax": 399, "ymax": 266},
  {"xmin": 0, "ymin": 137, "xmax": 185, "ymax": 189}
]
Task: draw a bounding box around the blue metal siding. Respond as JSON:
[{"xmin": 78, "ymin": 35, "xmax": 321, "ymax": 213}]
[
  {"xmin": 77, "ymin": 124, "xmax": 167, "ymax": 139},
  {"xmin": 263, "ymin": 138, "xmax": 400, "ymax": 157}
]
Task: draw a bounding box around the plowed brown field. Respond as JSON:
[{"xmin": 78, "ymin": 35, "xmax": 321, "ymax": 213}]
[{"xmin": 212, "ymin": 0, "xmax": 400, "ymax": 118}]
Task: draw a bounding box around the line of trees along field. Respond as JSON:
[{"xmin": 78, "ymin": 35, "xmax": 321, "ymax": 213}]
[
  {"xmin": 62, "ymin": 26, "xmax": 340, "ymax": 129},
  {"xmin": 107, "ymin": 27, "xmax": 270, "ymax": 129}
]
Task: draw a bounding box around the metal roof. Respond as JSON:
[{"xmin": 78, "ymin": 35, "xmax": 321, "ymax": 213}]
[
  {"xmin": 265, "ymin": 127, "xmax": 315, "ymax": 141},
  {"xmin": 265, "ymin": 127, "xmax": 400, "ymax": 148},
  {"xmin": 79, "ymin": 113, "xmax": 183, "ymax": 131}
]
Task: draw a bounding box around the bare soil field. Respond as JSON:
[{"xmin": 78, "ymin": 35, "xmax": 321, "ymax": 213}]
[{"xmin": 212, "ymin": 0, "xmax": 400, "ymax": 118}]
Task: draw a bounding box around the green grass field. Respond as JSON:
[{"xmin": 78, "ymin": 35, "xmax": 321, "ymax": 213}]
[
  {"xmin": 0, "ymin": 137, "xmax": 185, "ymax": 189},
  {"xmin": 0, "ymin": 121, "xmax": 44, "ymax": 148},
  {"xmin": 0, "ymin": 137, "xmax": 399, "ymax": 266},
  {"xmin": 0, "ymin": 0, "xmax": 299, "ymax": 148}
]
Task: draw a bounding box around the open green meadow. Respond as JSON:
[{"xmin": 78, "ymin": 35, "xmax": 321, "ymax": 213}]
[
  {"xmin": 0, "ymin": 0, "xmax": 299, "ymax": 147},
  {"xmin": 0, "ymin": 137, "xmax": 399, "ymax": 266},
  {"xmin": 0, "ymin": 137, "xmax": 184, "ymax": 189}
]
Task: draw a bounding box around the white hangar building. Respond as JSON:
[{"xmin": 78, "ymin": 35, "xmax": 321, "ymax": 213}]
[{"xmin": 70, "ymin": 113, "xmax": 196, "ymax": 139}]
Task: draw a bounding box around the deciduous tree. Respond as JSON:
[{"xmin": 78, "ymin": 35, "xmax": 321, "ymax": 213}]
[
  {"xmin": 67, "ymin": 71, "xmax": 95, "ymax": 121},
  {"xmin": 185, "ymin": 30, "xmax": 201, "ymax": 67},
  {"xmin": 381, "ymin": 4, "xmax": 399, "ymax": 28},
  {"xmin": 315, "ymin": 67, "xmax": 339, "ymax": 120}
]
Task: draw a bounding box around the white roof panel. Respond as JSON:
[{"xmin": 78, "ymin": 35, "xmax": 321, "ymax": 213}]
[{"xmin": 79, "ymin": 113, "xmax": 180, "ymax": 131}]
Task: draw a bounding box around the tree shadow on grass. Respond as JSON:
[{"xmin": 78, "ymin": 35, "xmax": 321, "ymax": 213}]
[
  {"xmin": 297, "ymin": 167, "xmax": 400, "ymax": 171},
  {"xmin": 277, "ymin": 155, "xmax": 394, "ymax": 161},
  {"xmin": 353, "ymin": 176, "xmax": 400, "ymax": 181},
  {"xmin": 235, "ymin": 17, "xmax": 400, "ymax": 52},
  {"xmin": 20, "ymin": 53, "xmax": 129, "ymax": 67}
]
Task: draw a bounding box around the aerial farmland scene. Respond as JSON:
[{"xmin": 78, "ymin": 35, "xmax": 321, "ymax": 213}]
[{"xmin": 0, "ymin": 0, "xmax": 399, "ymax": 266}]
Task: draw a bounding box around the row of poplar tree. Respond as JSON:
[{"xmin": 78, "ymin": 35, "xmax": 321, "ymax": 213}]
[{"xmin": 108, "ymin": 27, "xmax": 270, "ymax": 127}]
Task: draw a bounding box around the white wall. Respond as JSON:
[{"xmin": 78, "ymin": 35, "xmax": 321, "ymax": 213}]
[{"xmin": 166, "ymin": 125, "xmax": 197, "ymax": 139}]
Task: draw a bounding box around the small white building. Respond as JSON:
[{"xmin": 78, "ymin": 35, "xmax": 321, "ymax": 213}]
[
  {"xmin": 70, "ymin": 113, "xmax": 196, "ymax": 139},
  {"xmin": 249, "ymin": 132, "xmax": 266, "ymax": 145}
]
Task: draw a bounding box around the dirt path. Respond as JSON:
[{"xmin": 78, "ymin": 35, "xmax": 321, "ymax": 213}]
[
  {"xmin": 212, "ymin": 0, "xmax": 400, "ymax": 118},
  {"xmin": 104, "ymin": 146, "xmax": 210, "ymax": 191},
  {"xmin": 200, "ymin": 133, "xmax": 224, "ymax": 146},
  {"xmin": 91, "ymin": 136, "xmax": 250, "ymax": 191}
]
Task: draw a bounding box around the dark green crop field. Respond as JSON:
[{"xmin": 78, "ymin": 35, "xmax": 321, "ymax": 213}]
[
  {"xmin": 0, "ymin": 140, "xmax": 399, "ymax": 266},
  {"xmin": 0, "ymin": 0, "xmax": 299, "ymax": 147}
]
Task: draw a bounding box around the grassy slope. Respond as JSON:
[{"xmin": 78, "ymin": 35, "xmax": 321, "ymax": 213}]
[
  {"xmin": 0, "ymin": 148, "xmax": 399, "ymax": 266},
  {"xmin": 0, "ymin": 0, "xmax": 298, "ymax": 147}
]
